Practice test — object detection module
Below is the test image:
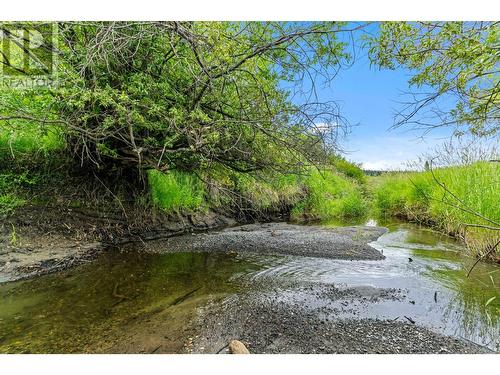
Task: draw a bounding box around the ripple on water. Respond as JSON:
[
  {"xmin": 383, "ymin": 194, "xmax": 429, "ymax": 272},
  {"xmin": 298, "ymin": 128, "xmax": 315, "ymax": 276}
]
[{"xmin": 227, "ymin": 224, "xmax": 499, "ymax": 350}]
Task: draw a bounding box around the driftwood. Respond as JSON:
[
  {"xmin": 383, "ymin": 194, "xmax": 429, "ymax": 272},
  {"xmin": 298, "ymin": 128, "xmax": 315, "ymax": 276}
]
[{"xmin": 404, "ymin": 316, "xmax": 416, "ymax": 324}]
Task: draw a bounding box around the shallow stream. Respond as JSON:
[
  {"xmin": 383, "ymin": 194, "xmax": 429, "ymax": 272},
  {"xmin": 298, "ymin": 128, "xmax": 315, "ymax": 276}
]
[{"xmin": 0, "ymin": 220, "xmax": 498, "ymax": 353}]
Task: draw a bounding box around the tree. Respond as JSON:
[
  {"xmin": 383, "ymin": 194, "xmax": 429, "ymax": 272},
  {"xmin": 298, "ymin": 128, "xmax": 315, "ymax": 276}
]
[
  {"xmin": 367, "ymin": 22, "xmax": 499, "ymax": 137},
  {"xmin": 1, "ymin": 21, "xmax": 357, "ymax": 182}
]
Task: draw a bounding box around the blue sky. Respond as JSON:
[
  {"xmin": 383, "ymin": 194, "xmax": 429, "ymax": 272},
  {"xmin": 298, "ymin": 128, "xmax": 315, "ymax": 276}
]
[
  {"xmin": 326, "ymin": 52, "xmax": 452, "ymax": 170},
  {"xmin": 304, "ymin": 23, "xmax": 455, "ymax": 170}
]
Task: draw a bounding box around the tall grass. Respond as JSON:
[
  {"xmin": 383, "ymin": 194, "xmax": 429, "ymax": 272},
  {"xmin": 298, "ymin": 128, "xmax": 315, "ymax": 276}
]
[
  {"xmin": 231, "ymin": 172, "xmax": 304, "ymax": 211},
  {"xmin": 148, "ymin": 170, "xmax": 205, "ymax": 212},
  {"xmin": 0, "ymin": 124, "xmax": 63, "ymax": 158},
  {"xmin": 147, "ymin": 160, "xmax": 368, "ymax": 222},
  {"xmin": 372, "ymin": 162, "xmax": 500, "ymax": 259},
  {"xmin": 291, "ymin": 168, "xmax": 368, "ymax": 220},
  {"xmin": 0, "ymin": 122, "xmax": 64, "ymax": 215},
  {"xmin": 331, "ymin": 157, "xmax": 367, "ymax": 184},
  {"xmin": 0, "ymin": 119, "xmax": 369, "ymax": 223},
  {"xmin": 193, "ymin": 166, "xmax": 305, "ymax": 216},
  {"xmin": 200, "ymin": 162, "xmax": 368, "ymax": 221}
]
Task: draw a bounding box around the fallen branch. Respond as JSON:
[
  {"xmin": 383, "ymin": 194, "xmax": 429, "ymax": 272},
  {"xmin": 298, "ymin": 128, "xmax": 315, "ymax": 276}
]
[
  {"xmin": 111, "ymin": 282, "xmax": 131, "ymax": 307},
  {"xmin": 404, "ymin": 315, "xmax": 416, "ymax": 324},
  {"xmin": 170, "ymin": 287, "xmax": 201, "ymax": 306}
]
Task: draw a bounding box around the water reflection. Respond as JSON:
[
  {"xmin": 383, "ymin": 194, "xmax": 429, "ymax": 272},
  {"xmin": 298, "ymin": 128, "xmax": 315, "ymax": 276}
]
[{"xmin": 0, "ymin": 251, "xmax": 259, "ymax": 353}]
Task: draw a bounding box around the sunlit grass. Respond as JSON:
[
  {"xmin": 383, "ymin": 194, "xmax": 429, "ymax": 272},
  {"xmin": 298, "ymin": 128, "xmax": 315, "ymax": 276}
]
[
  {"xmin": 372, "ymin": 162, "xmax": 500, "ymax": 258},
  {"xmin": 148, "ymin": 169, "xmax": 205, "ymax": 212},
  {"xmin": 291, "ymin": 168, "xmax": 368, "ymax": 220},
  {"xmin": 0, "ymin": 124, "xmax": 64, "ymax": 157}
]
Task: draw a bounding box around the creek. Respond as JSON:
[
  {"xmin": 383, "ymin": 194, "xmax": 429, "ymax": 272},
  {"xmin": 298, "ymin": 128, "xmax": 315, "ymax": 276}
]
[{"xmin": 0, "ymin": 220, "xmax": 498, "ymax": 353}]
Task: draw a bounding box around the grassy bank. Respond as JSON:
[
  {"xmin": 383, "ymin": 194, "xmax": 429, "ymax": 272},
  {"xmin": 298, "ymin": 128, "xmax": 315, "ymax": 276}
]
[
  {"xmin": 147, "ymin": 163, "xmax": 369, "ymax": 221},
  {"xmin": 290, "ymin": 168, "xmax": 367, "ymax": 220},
  {"xmin": 0, "ymin": 124, "xmax": 58, "ymax": 215},
  {"xmin": 1, "ymin": 120, "xmax": 368, "ymax": 222},
  {"xmin": 2, "ymin": 120, "xmax": 498, "ymax": 263},
  {"xmin": 371, "ymin": 162, "xmax": 500, "ymax": 260}
]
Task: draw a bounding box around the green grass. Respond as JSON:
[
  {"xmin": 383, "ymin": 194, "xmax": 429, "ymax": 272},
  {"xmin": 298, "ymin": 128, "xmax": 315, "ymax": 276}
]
[
  {"xmin": 0, "ymin": 123, "xmax": 64, "ymax": 214},
  {"xmin": 233, "ymin": 172, "xmax": 304, "ymax": 211},
  {"xmin": 331, "ymin": 157, "xmax": 366, "ymax": 184},
  {"xmin": 372, "ymin": 162, "xmax": 500, "ymax": 259},
  {"xmin": 0, "ymin": 120, "xmax": 371, "ymax": 224},
  {"xmin": 291, "ymin": 168, "xmax": 368, "ymax": 220},
  {"xmin": 0, "ymin": 172, "xmax": 39, "ymax": 215},
  {"xmin": 148, "ymin": 169, "xmax": 205, "ymax": 212},
  {"xmin": 199, "ymin": 161, "xmax": 368, "ymax": 221},
  {"xmin": 0, "ymin": 124, "xmax": 64, "ymax": 158},
  {"xmin": 0, "ymin": 115, "xmax": 65, "ymax": 215},
  {"xmin": 0, "ymin": 193, "xmax": 26, "ymax": 216}
]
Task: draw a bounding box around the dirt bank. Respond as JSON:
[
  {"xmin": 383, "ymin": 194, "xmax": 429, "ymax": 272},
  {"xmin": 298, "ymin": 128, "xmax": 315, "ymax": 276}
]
[
  {"xmin": 141, "ymin": 222, "xmax": 387, "ymax": 260},
  {"xmin": 0, "ymin": 206, "xmax": 237, "ymax": 281},
  {"xmin": 1, "ymin": 206, "xmax": 386, "ymax": 281}
]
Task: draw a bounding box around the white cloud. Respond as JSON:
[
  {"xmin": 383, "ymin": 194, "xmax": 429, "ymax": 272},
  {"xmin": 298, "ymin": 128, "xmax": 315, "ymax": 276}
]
[
  {"xmin": 343, "ymin": 136, "xmax": 445, "ymax": 170},
  {"xmin": 311, "ymin": 122, "xmax": 339, "ymax": 135},
  {"xmin": 361, "ymin": 160, "xmax": 404, "ymax": 170}
]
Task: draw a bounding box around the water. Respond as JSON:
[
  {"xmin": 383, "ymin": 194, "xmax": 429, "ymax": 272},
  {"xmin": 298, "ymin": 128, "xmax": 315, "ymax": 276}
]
[{"xmin": 0, "ymin": 221, "xmax": 498, "ymax": 353}]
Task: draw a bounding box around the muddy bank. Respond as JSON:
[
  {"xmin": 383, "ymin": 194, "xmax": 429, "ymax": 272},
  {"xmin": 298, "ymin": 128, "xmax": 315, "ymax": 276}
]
[
  {"xmin": 0, "ymin": 206, "xmax": 237, "ymax": 281},
  {"xmin": 143, "ymin": 222, "xmax": 387, "ymax": 260},
  {"xmin": 188, "ymin": 284, "xmax": 490, "ymax": 354},
  {"xmin": 0, "ymin": 233, "xmax": 104, "ymax": 282},
  {"xmin": 1, "ymin": 205, "xmax": 386, "ymax": 281}
]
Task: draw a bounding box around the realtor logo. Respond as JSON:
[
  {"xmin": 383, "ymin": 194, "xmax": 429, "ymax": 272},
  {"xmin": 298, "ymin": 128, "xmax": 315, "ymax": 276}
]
[{"xmin": 0, "ymin": 22, "xmax": 58, "ymax": 89}]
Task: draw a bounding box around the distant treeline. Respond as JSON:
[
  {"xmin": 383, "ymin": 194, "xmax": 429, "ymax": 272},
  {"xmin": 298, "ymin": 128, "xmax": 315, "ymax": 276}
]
[{"xmin": 363, "ymin": 170, "xmax": 384, "ymax": 176}]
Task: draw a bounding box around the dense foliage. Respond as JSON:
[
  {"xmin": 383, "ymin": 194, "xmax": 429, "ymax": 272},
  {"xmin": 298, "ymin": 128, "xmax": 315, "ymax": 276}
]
[
  {"xmin": 1, "ymin": 22, "xmax": 498, "ymax": 255},
  {"xmin": 1, "ymin": 22, "xmax": 352, "ymax": 181}
]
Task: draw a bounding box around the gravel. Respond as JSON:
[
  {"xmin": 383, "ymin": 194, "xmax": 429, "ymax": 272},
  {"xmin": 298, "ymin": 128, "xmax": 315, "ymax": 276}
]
[
  {"xmin": 148, "ymin": 222, "xmax": 388, "ymax": 261},
  {"xmin": 188, "ymin": 285, "xmax": 491, "ymax": 354}
]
